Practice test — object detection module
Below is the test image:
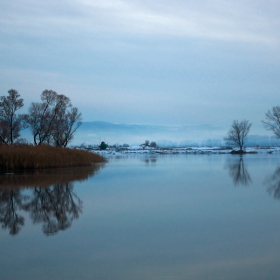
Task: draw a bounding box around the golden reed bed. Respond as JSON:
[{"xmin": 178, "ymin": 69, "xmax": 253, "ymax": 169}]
[{"xmin": 0, "ymin": 144, "xmax": 105, "ymax": 171}]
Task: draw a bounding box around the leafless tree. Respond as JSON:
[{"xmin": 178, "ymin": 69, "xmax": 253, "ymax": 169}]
[
  {"xmin": 51, "ymin": 107, "xmax": 82, "ymax": 147},
  {"xmin": 224, "ymin": 120, "xmax": 252, "ymax": 152},
  {"xmin": 0, "ymin": 89, "xmax": 27, "ymax": 145},
  {"xmin": 262, "ymin": 106, "xmax": 280, "ymax": 138},
  {"xmin": 28, "ymin": 90, "xmax": 82, "ymax": 147},
  {"xmin": 28, "ymin": 90, "xmax": 68, "ymax": 145}
]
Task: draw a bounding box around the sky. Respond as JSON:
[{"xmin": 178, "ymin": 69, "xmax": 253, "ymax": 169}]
[{"xmin": 1, "ymin": 0, "xmax": 280, "ymax": 138}]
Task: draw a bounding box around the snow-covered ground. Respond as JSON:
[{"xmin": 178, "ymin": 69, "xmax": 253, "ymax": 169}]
[{"xmin": 89, "ymin": 146, "xmax": 280, "ymax": 156}]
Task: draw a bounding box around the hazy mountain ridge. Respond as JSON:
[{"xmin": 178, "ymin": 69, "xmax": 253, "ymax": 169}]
[{"xmin": 73, "ymin": 121, "xmax": 280, "ymax": 147}]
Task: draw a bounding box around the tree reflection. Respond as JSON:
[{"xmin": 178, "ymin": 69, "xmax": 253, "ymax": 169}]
[
  {"xmin": 0, "ymin": 164, "xmax": 104, "ymax": 236},
  {"xmin": 0, "ymin": 189, "xmax": 25, "ymax": 235},
  {"xmin": 142, "ymin": 157, "xmax": 157, "ymax": 166},
  {"xmin": 264, "ymin": 166, "xmax": 280, "ymax": 199},
  {"xmin": 23, "ymin": 183, "xmax": 82, "ymax": 235},
  {"xmin": 225, "ymin": 157, "xmax": 252, "ymax": 186}
]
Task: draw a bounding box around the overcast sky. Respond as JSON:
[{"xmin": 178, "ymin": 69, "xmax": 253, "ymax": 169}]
[{"xmin": 1, "ymin": 0, "xmax": 280, "ymax": 135}]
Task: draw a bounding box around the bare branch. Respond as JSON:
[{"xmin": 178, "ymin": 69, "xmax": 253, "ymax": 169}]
[{"xmin": 262, "ymin": 106, "xmax": 280, "ymax": 138}]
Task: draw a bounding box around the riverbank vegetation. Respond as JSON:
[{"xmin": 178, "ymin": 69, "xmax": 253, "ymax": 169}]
[
  {"xmin": 0, "ymin": 144, "xmax": 105, "ymax": 171},
  {"xmin": 0, "ymin": 89, "xmax": 104, "ymax": 171}
]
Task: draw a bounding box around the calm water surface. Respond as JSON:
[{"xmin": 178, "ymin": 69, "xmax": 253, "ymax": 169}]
[{"xmin": 2, "ymin": 154, "xmax": 280, "ymax": 279}]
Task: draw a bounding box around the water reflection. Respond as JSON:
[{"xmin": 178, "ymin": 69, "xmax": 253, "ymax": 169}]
[
  {"xmin": 0, "ymin": 165, "xmax": 104, "ymax": 236},
  {"xmin": 0, "ymin": 189, "xmax": 25, "ymax": 235},
  {"xmin": 264, "ymin": 165, "xmax": 280, "ymax": 199},
  {"xmin": 225, "ymin": 156, "xmax": 252, "ymax": 186},
  {"xmin": 24, "ymin": 183, "xmax": 82, "ymax": 235},
  {"xmin": 142, "ymin": 157, "xmax": 157, "ymax": 166}
]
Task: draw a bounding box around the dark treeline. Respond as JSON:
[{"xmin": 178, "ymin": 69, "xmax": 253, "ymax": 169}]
[{"xmin": 0, "ymin": 89, "xmax": 82, "ymax": 147}]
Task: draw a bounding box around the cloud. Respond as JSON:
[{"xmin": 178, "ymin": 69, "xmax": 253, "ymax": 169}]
[
  {"xmin": 1, "ymin": 0, "xmax": 280, "ymax": 131},
  {"xmin": 1, "ymin": 0, "xmax": 280, "ymax": 46}
]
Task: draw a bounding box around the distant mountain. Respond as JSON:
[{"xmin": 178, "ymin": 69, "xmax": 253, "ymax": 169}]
[
  {"xmin": 20, "ymin": 121, "xmax": 280, "ymax": 147},
  {"xmin": 73, "ymin": 121, "xmax": 280, "ymax": 147},
  {"xmin": 79, "ymin": 121, "xmax": 172, "ymax": 134}
]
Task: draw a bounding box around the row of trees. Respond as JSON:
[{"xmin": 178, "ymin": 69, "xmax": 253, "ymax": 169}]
[
  {"xmin": 225, "ymin": 106, "xmax": 280, "ymax": 151},
  {"xmin": 0, "ymin": 89, "xmax": 82, "ymax": 147}
]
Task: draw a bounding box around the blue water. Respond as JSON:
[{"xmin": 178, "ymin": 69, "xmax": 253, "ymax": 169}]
[{"xmin": 1, "ymin": 154, "xmax": 280, "ymax": 280}]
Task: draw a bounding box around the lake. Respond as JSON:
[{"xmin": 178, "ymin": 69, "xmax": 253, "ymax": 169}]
[{"xmin": 1, "ymin": 154, "xmax": 280, "ymax": 280}]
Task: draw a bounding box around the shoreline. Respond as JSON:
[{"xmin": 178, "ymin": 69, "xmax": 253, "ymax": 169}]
[{"xmin": 90, "ymin": 146, "xmax": 280, "ymax": 156}]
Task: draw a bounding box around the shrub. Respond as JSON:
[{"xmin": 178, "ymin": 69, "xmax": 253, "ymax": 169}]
[{"xmin": 99, "ymin": 141, "xmax": 108, "ymax": 150}]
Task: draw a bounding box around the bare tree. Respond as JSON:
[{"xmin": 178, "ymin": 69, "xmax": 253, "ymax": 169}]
[
  {"xmin": 28, "ymin": 90, "xmax": 82, "ymax": 147},
  {"xmin": 51, "ymin": 107, "xmax": 82, "ymax": 147},
  {"xmin": 224, "ymin": 120, "xmax": 252, "ymax": 152},
  {"xmin": 28, "ymin": 90, "xmax": 69, "ymax": 145},
  {"xmin": 262, "ymin": 106, "xmax": 280, "ymax": 138},
  {"xmin": 0, "ymin": 89, "xmax": 27, "ymax": 145}
]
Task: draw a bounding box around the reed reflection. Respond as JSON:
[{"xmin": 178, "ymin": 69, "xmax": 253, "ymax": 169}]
[
  {"xmin": 264, "ymin": 165, "xmax": 280, "ymax": 199},
  {"xmin": 225, "ymin": 156, "xmax": 252, "ymax": 186},
  {"xmin": 0, "ymin": 164, "xmax": 104, "ymax": 236}
]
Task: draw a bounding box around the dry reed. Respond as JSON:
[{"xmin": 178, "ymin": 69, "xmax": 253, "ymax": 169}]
[{"xmin": 0, "ymin": 144, "xmax": 106, "ymax": 171}]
